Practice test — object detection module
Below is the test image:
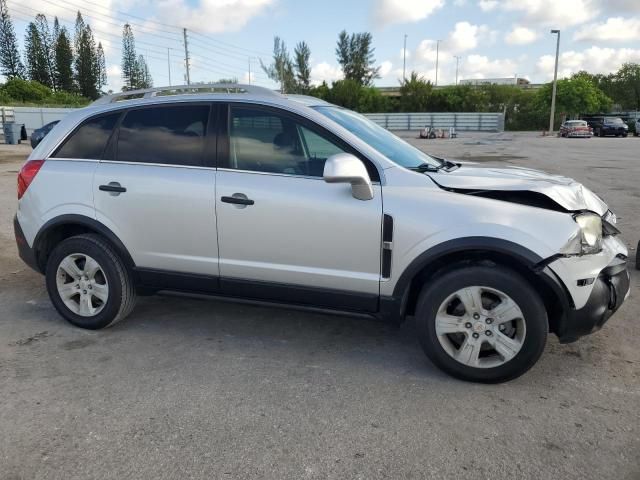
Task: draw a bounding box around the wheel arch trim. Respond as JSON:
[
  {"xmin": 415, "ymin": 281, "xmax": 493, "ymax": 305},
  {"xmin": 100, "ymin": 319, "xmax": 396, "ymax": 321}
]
[
  {"xmin": 32, "ymin": 214, "xmax": 136, "ymax": 273},
  {"xmin": 386, "ymin": 237, "xmax": 573, "ymax": 326}
]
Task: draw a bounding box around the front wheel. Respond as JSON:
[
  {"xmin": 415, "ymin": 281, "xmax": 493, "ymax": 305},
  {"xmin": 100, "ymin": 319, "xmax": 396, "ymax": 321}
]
[
  {"xmin": 46, "ymin": 234, "xmax": 136, "ymax": 329},
  {"xmin": 415, "ymin": 265, "xmax": 548, "ymax": 383}
]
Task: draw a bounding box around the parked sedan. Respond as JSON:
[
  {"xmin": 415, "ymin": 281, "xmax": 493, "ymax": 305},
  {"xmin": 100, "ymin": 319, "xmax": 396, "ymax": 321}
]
[
  {"xmin": 634, "ymin": 119, "xmax": 640, "ymax": 137},
  {"xmin": 559, "ymin": 120, "xmax": 592, "ymax": 138},
  {"xmin": 587, "ymin": 117, "xmax": 629, "ymax": 137},
  {"xmin": 30, "ymin": 121, "xmax": 59, "ymax": 148}
]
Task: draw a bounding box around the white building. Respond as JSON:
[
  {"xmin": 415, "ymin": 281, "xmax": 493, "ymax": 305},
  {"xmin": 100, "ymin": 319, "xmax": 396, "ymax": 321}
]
[{"xmin": 459, "ymin": 77, "xmax": 530, "ymax": 86}]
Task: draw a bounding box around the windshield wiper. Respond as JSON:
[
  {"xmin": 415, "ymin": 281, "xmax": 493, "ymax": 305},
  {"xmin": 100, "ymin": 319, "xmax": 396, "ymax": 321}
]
[{"xmin": 409, "ymin": 164, "xmax": 443, "ymax": 173}]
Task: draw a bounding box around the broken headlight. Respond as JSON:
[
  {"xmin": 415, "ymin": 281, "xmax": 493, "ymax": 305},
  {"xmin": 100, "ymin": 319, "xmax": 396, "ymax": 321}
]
[{"xmin": 574, "ymin": 213, "xmax": 603, "ymax": 254}]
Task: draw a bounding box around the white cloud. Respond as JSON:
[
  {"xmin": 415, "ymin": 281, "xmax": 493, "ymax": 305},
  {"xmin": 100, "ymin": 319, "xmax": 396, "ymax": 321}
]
[
  {"xmin": 154, "ymin": 0, "xmax": 275, "ymax": 33},
  {"xmin": 461, "ymin": 54, "xmax": 518, "ymax": 79},
  {"xmin": 415, "ymin": 21, "xmax": 494, "ymax": 66},
  {"xmin": 478, "ymin": 0, "xmax": 497, "ymax": 11},
  {"xmin": 310, "ymin": 62, "xmax": 343, "ymax": 85},
  {"xmin": 373, "ymin": 0, "xmax": 444, "ymax": 27},
  {"xmin": 501, "ymin": 0, "xmax": 598, "ymax": 27},
  {"xmin": 536, "ymin": 46, "xmax": 640, "ymax": 80},
  {"xmin": 574, "ymin": 17, "xmax": 640, "ymax": 42},
  {"xmin": 400, "ymin": 48, "xmax": 411, "ymax": 60},
  {"xmin": 446, "ymin": 21, "xmax": 494, "ymax": 52},
  {"xmin": 379, "ymin": 61, "xmax": 393, "ymax": 77},
  {"xmin": 105, "ymin": 64, "xmax": 122, "ymax": 89},
  {"xmin": 505, "ymin": 26, "xmax": 538, "ymax": 45}
]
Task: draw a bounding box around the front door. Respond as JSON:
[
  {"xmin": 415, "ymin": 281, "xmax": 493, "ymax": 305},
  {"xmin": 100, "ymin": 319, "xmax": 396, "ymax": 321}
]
[{"xmin": 215, "ymin": 104, "xmax": 383, "ymax": 311}]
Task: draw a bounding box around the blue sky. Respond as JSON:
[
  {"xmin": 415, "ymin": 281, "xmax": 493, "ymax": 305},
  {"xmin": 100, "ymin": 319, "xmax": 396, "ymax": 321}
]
[{"xmin": 6, "ymin": 0, "xmax": 640, "ymax": 91}]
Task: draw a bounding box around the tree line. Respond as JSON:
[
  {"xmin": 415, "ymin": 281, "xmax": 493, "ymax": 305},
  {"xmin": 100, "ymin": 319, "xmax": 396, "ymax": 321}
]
[
  {"xmin": 0, "ymin": 0, "xmax": 151, "ymax": 105},
  {"xmin": 263, "ymin": 31, "xmax": 640, "ymax": 130}
]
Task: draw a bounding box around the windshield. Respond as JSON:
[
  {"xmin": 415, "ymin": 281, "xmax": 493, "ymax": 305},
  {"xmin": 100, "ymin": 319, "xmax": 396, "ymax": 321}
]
[
  {"xmin": 606, "ymin": 118, "xmax": 624, "ymax": 124},
  {"xmin": 314, "ymin": 106, "xmax": 441, "ymax": 169},
  {"xmin": 567, "ymin": 121, "xmax": 586, "ymax": 126}
]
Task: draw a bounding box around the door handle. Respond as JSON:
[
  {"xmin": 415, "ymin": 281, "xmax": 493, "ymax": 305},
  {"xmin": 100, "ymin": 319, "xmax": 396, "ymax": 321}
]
[
  {"xmin": 221, "ymin": 195, "xmax": 254, "ymax": 206},
  {"xmin": 99, "ymin": 182, "xmax": 126, "ymax": 194}
]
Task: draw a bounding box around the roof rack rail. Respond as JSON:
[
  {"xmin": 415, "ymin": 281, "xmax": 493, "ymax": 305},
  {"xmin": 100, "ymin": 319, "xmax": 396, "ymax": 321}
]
[{"xmin": 91, "ymin": 83, "xmax": 281, "ymax": 105}]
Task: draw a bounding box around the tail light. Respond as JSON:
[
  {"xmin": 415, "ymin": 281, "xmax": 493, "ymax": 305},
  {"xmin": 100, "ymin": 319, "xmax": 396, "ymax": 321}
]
[{"xmin": 17, "ymin": 160, "xmax": 45, "ymax": 199}]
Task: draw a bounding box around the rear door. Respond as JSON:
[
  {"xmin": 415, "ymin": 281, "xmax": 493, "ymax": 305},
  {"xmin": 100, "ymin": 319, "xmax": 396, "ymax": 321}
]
[{"xmin": 93, "ymin": 103, "xmax": 219, "ymax": 277}]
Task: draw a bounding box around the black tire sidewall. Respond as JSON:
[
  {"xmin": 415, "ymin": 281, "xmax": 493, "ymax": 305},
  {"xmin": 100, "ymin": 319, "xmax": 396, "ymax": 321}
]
[
  {"xmin": 46, "ymin": 236, "xmax": 125, "ymax": 330},
  {"xmin": 416, "ymin": 266, "xmax": 548, "ymax": 383}
]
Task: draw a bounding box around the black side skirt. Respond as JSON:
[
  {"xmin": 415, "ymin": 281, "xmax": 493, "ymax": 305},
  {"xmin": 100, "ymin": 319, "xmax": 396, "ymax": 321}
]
[{"xmin": 135, "ymin": 268, "xmax": 379, "ymax": 314}]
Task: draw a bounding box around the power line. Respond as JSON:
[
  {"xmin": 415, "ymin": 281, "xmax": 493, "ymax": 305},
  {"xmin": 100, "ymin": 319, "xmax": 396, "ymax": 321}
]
[
  {"xmin": 8, "ymin": 3, "xmax": 274, "ymax": 86},
  {"xmin": 8, "ymin": 5, "xmax": 179, "ymax": 55}
]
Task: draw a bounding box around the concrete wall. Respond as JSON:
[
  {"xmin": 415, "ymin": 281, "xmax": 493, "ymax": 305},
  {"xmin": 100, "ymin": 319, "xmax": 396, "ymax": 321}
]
[
  {"xmin": 1, "ymin": 107, "xmax": 78, "ymax": 135},
  {"xmin": 364, "ymin": 112, "xmax": 505, "ymax": 132},
  {"xmin": 1, "ymin": 106, "xmax": 506, "ymax": 136}
]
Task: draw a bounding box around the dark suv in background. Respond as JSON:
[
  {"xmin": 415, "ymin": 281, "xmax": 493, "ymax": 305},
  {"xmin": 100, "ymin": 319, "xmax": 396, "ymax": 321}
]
[{"xmin": 585, "ymin": 116, "xmax": 629, "ymax": 137}]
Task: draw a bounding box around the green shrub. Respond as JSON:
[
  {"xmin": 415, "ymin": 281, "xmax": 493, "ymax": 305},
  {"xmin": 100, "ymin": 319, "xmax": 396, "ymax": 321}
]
[
  {"xmin": 44, "ymin": 91, "xmax": 91, "ymax": 107},
  {"xmin": 0, "ymin": 78, "xmax": 52, "ymax": 102}
]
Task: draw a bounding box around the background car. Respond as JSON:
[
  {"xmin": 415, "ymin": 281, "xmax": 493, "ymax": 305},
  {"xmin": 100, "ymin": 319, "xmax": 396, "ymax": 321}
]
[
  {"xmin": 634, "ymin": 119, "xmax": 640, "ymax": 137},
  {"xmin": 30, "ymin": 120, "xmax": 59, "ymax": 148},
  {"xmin": 559, "ymin": 120, "xmax": 592, "ymax": 138},
  {"xmin": 586, "ymin": 117, "xmax": 629, "ymax": 137}
]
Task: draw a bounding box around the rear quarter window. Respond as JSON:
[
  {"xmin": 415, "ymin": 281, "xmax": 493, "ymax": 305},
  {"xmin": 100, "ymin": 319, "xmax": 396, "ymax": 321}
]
[{"xmin": 53, "ymin": 113, "xmax": 120, "ymax": 159}]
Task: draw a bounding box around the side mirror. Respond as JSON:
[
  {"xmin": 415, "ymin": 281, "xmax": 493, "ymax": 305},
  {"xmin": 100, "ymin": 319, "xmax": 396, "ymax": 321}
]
[{"xmin": 323, "ymin": 153, "xmax": 374, "ymax": 201}]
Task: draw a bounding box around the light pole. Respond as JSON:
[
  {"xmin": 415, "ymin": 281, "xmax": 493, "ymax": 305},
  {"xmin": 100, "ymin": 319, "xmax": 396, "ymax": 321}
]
[
  {"xmin": 454, "ymin": 55, "xmax": 461, "ymax": 85},
  {"xmin": 435, "ymin": 39, "xmax": 441, "ymax": 86},
  {"xmin": 402, "ymin": 34, "xmax": 408, "ymax": 83},
  {"xmin": 549, "ymin": 29, "xmax": 561, "ymax": 134}
]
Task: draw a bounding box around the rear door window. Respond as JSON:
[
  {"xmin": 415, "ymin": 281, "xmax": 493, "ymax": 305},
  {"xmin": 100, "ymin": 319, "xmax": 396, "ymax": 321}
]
[
  {"xmin": 116, "ymin": 104, "xmax": 210, "ymax": 166},
  {"xmin": 53, "ymin": 113, "xmax": 120, "ymax": 159}
]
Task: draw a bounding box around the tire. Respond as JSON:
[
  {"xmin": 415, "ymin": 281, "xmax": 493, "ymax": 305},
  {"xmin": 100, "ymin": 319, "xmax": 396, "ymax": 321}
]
[
  {"xmin": 622, "ymin": 133, "xmax": 628, "ymax": 138},
  {"xmin": 45, "ymin": 234, "xmax": 136, "ymax": 329},
  {"xmin": 636, "ymin": 241, "xmax": 640, "ymax": 270},
  {"xmin": 415, "ymin": 265, "xmax": 548, "ymax": 383}
]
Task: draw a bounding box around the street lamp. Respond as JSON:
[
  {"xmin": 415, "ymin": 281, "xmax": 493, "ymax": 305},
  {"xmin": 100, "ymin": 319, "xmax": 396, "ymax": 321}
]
[
  {"xmin": 549, "ymin": 29, "xmax": 561, "ymax": 135},
  {"xmin": 454, "ymin": 56, "xmax": 461, "ymax": 85},
  {"xmin": 435, "ymin": 39, "xmax": 441, "ymax": 86},
  {"xmin": 403, "ymin": 34, "xmax": 408, "ymax": 83}
]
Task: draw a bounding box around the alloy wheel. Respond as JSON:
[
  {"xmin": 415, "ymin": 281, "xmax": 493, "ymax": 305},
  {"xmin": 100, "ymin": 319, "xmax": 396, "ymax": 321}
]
[
  {"xmin": 55, "ymin": 253, "xmax": 109, "ymax": 317},
  {"xmin": 435, "ymin": 286, "xmax": 526, "ymax": 368}
]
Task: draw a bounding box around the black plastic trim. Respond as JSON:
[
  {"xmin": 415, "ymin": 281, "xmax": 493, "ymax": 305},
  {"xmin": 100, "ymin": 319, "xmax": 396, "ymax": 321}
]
[
  {"xmin": 99, "ymin": 184, "xmax": 126, "ymax": 193},
  {"xmin": 14, "ymin": 215, "xmax": 39, "ymax": 273},
  {"xmin": 392, "ymin": 236, "xmax": 544, "ymax": 299},
  {"xmin": 221, "ymin": 196, "xmax": 254, "ymax": 205},
  {"xmin": 32, "ymin": 214, "xmax": 136, "ymax": 273},
  {"xmin": 556, "ymin": 261, "xmax": 630, "ymax": 343},
  {"xmin": 134, "ymin": 268, "xmax": 378, "ymax": 313}
]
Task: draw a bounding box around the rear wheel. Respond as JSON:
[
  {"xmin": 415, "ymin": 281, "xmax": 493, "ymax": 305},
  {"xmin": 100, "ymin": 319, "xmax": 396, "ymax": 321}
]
[
  {"xmin": 415, "ymin": 265, "xmax": 548, "ymax": 383},
  {"xmin": 46, "ymin": 234, "xmax": 136, "ymax": 329}
]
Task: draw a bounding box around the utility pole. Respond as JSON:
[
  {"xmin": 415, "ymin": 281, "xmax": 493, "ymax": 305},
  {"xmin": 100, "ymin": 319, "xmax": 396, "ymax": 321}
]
[
  {"xmin": 280, "ymin": 61, "xmax": 285, "ymax": 94},
  {"xmin": 167, "ymin": 48, "xmax": 172, "ymax": 86},
  {"xmin": 549, "ymin": 29, "xmax": 561, "ymax": 135},
  {"xmin": 454, "ymin": 55, "xmax": 461, "ymax": 85},
  {"xmin": 248, "ymin": 57, "xmax": 251, "ymax": 85},
  {"xmin": 183, "ymin": 28, "xmax": 191, "ymax": 85},
  {"xmin": 435, "ymin": 40, "xmax": 441, "ymax": 86},
  {"xmin": 402, "ymin": 34, "xmax": 407, "ymax": 83}
]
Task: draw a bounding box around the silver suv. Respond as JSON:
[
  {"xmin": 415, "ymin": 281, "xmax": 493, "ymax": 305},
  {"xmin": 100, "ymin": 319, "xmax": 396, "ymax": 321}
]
[{"xmin": 14, "ymin": 84, "xmax": 630, "ymax": 383}]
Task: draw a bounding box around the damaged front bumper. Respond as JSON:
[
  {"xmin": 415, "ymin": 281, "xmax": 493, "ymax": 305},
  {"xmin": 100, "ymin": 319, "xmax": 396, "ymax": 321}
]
[{"xmin": 554, "ymin": 258, "xmax": 630, "ymax": 343}]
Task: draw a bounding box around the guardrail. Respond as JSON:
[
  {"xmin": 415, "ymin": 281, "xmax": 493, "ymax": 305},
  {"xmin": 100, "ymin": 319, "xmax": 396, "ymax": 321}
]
[{"xmin": 364, "ymin": 112, "xmax": 505, "ymax": 132}]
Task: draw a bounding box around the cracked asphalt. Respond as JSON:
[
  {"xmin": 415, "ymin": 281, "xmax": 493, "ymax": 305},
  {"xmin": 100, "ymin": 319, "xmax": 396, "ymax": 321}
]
[{"xmin": 0, "ymin": 133, "xmax": 638, "ymax": 480}]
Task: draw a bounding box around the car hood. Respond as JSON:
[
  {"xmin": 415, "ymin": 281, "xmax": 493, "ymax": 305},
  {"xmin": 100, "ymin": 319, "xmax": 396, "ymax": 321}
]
[{"xmin": 427, "ymin": 164, "xmax": 608, "ymax": 215}]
